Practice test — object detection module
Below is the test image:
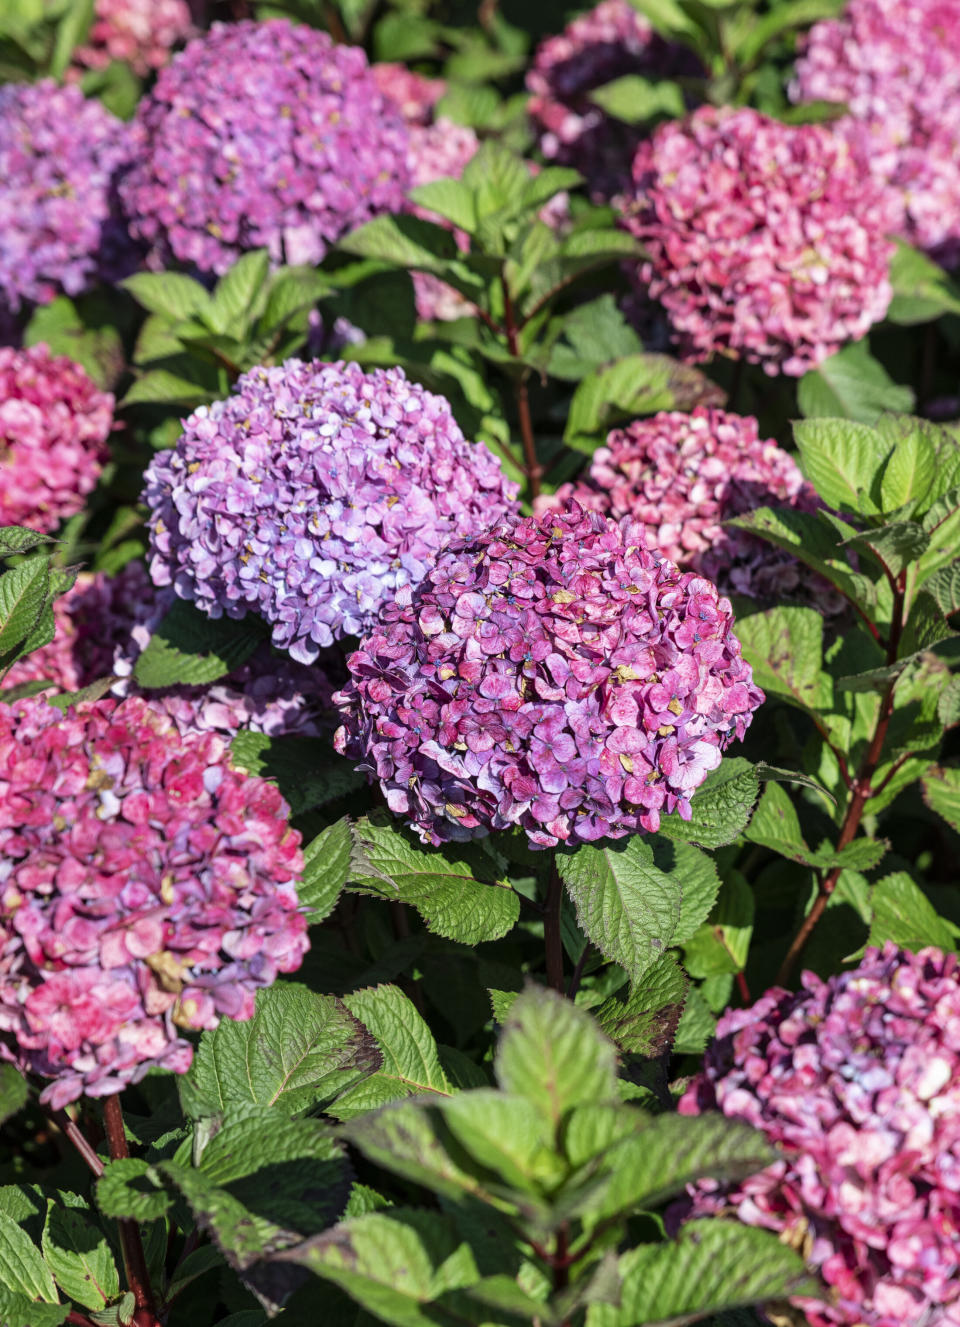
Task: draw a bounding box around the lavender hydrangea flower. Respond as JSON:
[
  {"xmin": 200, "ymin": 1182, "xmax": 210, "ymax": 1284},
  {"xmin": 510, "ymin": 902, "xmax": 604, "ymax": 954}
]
[
  {"xmin": 678, "ymin": 944, "xmax": 960, "ymax": 1327},
  {"xmin": 616, "ymin": 106, "xmax": 897, "ymax": 376},
  {"xmin": 119, "ymin": 20, "xmax": 411, "ymax": 276},
  {"xmin": 0, "ymin": 81, "xmax": 138, "ymax": 314},
  {"xmin": 143, "ymin": 360, "xmax": 519, "ymax": 664},
  {"xmin": 334, "ymin": 505, "xmax": 763, "ymax": 848},
  {"xmin": 0, "ymin": 695, "xmax": 308, "ymax": 1109}
]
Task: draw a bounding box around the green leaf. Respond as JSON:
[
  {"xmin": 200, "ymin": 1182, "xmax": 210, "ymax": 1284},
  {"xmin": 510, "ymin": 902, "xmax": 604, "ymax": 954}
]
[
  {"xmin": 48, "ymin": 0, "xmax": 93, "ymax": 78},
  {"xmin": 595, "ymin": 956, "xmax": 688, "ymax": 1056},
  {"xmin": 0, "ymin": 1288, "xmax": 66, "ymax": 1327},
  {"xmin": 755, "ymin": 762, "xmax": 836, "ymax": 808},
  {"xmin": 925, "ymin": 560, "xmax": 960, "ymax": 615},
  {"xmin": 879, "ymin": 424, "xmax": 937, "ymax": 513},
  {"xmin": 207, "ymin": 251, "xmax": 272, "ymax": 335},
  {"xmin": 558, "ymin": 838, "xmax": 681, "ymax": 982},
  {"xmin": 656, "ymin": 758, "xmax": 761, "ymax": 849},
  {"xmin": 922, "ymin": 765, "xmax": 960, "ymax": 833},
  {"xmin": 340, "ymin": 214, "xmax": 466, "ymax": 275},
  {"xmin": 565, "ymin": 354, "xmax": 722, "ymax": 445},
  {"xmin": 41, "ymin": 1205, "xmax": 119, "ymax": 1311},
  {"xmin": 842, "ymin": 521, "xmax": 929, "ymax": 578},
  {"xmin": 868, "ymin": 872, "xmax": 955, "ymax": 953},
  {"xmin": 588, "ymin": 1220, "xmax": 823, "ymax": 1326},
  {"xmin": 0, "ymin": 526, "xmax": 52, "ymax": 557},
  {"xmin": 259, "ymin": 267, "xmax": 333, "ymax": 334},
  {"xmin": 797, "ymin": 340, "xmax": 914, "ymax": 424},
  {"xmin": 735, "ymin": 605, "xmax": 830, "ymax": 715},
  {"xmin": 348, "ymin": 812, "xmax": 519, "ymax": 945},
  {"xmin": 133, "ymin": 599, "xmax": 263, "ymax": 689},
  {"xmin": 683, "ymin": 871, "xmax": 754, "ymax": 978},
  {"xmin": 408, "ymin": 178, "xmax": 477, "ymax": 234},
  {"xmin": 651, "ymin": 837, "xmax": 720, "ymax": 943},
  {"xmin": 122, "ymin": 272, "xmax": 210, "ymax": 322},
  {"xmin": 0, "ymin": 558, "xmax": 49, "ymax": 658},
  {"xmin": 0, "ymin": 1066, "xmax": 26, "ymax": 1126},
  {"xmin": 95, "ymin": 1160, "xmax": 172, "ymax": 1224},
  {"xmin": 496, "ymin": 984, "xmax": 618, "ymax": 1126},
  {"xmin": 179, "ymin": 983, "xmax": 381, "ymax": 1119},
  {"xmin": 547, "ymin": 294, "xmax": 644, "ymax": 380},
  {"xmin": 886, "ymin": 239, "xmax": 960, "ymax": 324},
  {"xmin": 793, "ymin": 417, "xmax": 888, "ymax": 514},
  {"xmin": 229, "ymin": 732, "xmax": 364, "ymax": 816},
  {"xmin": 589, "ymin": 73, "xmax": 685, "ymax": 123},
  {"xmin": 300, "ymin": 817, "xmax": 351, "ymax": 922},
  {"xmin": 327, "ymin": 985, "xmax": 454, "ymax": 1121},
  {"xmin": 121, "ymin": 367, "xmax": 217, "ymax": 407},
  {"xmin": 744, "ymin": 780, "xmax": 816, "ymax": 866},
  {"xmin": 0, "ymin": 1210, "xmax": 58, "ymax": 1303}
]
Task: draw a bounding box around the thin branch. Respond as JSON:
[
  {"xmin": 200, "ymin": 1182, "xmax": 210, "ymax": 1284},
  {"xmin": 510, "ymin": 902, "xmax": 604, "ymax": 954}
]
[
  {"xmin": 102, "ymin": 1096, "xmax": 160, "ymax": 1323},
  {"xmin": 49, "ymin": 1108, "xmax": 104, "ymax": 1179},
  {"xmin": 500, "ymin": 276, "xmax": 542, "ymax": 499}
]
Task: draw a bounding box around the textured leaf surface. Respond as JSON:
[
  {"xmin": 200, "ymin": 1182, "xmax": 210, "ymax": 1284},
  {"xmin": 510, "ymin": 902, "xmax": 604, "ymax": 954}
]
[
  {"xmin": 0, "ymin": 1211, "xmax": 58, "ymax": 1302},
  {"xmin": 868, "ymin": 872, "xmax": 956, "ymax": 952},
  {"xmin": 0, "ymin": 1065, "xmax": 27, "ymax": 1126},
  {"xmin": 41, "ymin": 1205, "xmax": 118, "ymax": 1310},
  {"xmin": 735, "ymin": 606, "xmax": 829, "ymax": 714},
  {"xmin": 595, "ymin": 956, "xmax": 688, "ymax": 1057},
  {"xmin": 0, "ymin": 558, "xmax": 49, "ymax": 657},
  {"xmin": 923, "ymin": 765, "xmax": 960, "ymax": 833},
  {"xmin": 299, "ymin": 818, "xmax": 351, "ymax": 922},
  {"xmin": 657, "ymin": 759, "xmax": 760, "ymax": 848},
  {"xmin": 797, "ymin": 341, "xmax": 913, "ymax": 424},
  {"xmin": 95, "ymin": 1160, "xmax": 172, "ymax": 1223},
  {"xmin": 134, "ymin": 599, "xmax": 263, "ymax": 688}
]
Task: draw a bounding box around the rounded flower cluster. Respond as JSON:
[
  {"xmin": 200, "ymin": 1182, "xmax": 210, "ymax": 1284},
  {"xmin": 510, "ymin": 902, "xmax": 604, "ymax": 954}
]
[
  {"xmin": 679, "ymin": 945, "xmax": 960, "ymax": 1327},
  {"xmin": 373, "ymin": 62, "xmax": 446, "ymax": 126},
  {"xmin": 617, "ymin": 106, "xmax": 896, "ymax": 376},
  {"xmin": 119, "ymin": 20, "xmax": 411, "ymax": 276},
  {"xmin": 4, "ymin": 564, "xmax": 336, "ymax": 738},
  {"xmin": 541, "ymin": 409, "xmax": 830, "ymax": 604},
  {"xmin": 0, "ymin": 345, "xmax": 113, "ymax": 533},
  {"xmin": 791, "ymin": 0, "xmax": 960, "ymax": 268},
  {"xmin": 0, "ymin": 80, "xmax": 137, "ymax": 314},
  {"xmin": 0, "ymin": 695, "xmax": 308, "ymax": 1108},
  {"xmin": 72, "ymin": 0, "xmax": 192, "ymax": 75},
  {"xmin": 334, "ymin": 505, "xmax": 763, "ymax": 848},
  {"xmin": 144, "ymin": 360, "xmax": 519, "ymax": 664}
]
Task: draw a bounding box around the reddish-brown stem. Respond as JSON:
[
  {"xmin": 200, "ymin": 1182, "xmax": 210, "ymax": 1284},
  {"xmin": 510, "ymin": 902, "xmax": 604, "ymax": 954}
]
[
  {"xmin": 544, "ymin": 862, "xmax": 566, "ymax": 994},
  {"xmin": 736, "ymin": 971, "xmax": 751, "ymax": 1005},
  {"xmin": 777, "ymin": 577, "xmax": 907, "ymax": 985},
  {"xmin": 50, "ymin": 1108, "xmax": 104, "ymax": 1179},
  {"xmin": 501, "ymin": 277, "xmax": 541, "ymax": 498},
  {"xmin": 322, "ymin": 1, "xmax": 348, "ymax": 42},
  {"xmin": 102, "ymin": 1096, "xmax": 160, "ymax": 1323},
  {"xmin": 566, "ymin": 945, "xmax": 591, "ymax": 1001},
  {"xmin": 67, "ymin": 1313, "xmax": 97, "ymax": 1326}
]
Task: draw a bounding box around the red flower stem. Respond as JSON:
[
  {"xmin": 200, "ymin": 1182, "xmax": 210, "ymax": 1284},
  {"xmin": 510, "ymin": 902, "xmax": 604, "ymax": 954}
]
[
  {"xmin": 102, "ymin": 1096, "xmax": 160, "ymax": 1323},
  {"xmin": 777, "ymin": 575, "xmax": 906, "ymax": 985},
  {"xmin": 501, "ymin": 276, "xmax": 541, "ymax": 499},
  {"xmin": 49, "ymin": 1108, "xmax": 105, "ymax": 1179},
  {"xmin": 545, "ymin": 861, "xmax": 566, "ymax": 994},
  {"xmin": 736, "ymin": 970, "xmax": 751, "ymax": 1005}
]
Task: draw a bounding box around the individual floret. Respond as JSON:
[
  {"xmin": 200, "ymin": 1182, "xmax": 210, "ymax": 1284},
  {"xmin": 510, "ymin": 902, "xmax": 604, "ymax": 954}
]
[
  {"xmin": 0, "ymin": 695, "xmax": 307, "ymax": 1108},
  {"xmin": 617, "ymin": 106, "xmax": 896, "ymax": 376},
  {"xmin": 0, "ymin": 81, "xmax": 138, "ymax": 314},
  {"xmin": 540, "ymin": 409, "xmax": 836, "ymax": 606},
  {"xmin": 120, "ymin": 20, "xmax": 411, "ymax": 275},
  {"xmin": 791, "ymin": 0, "xmax": 960, "ymax": 268},
  {"xmin": 678, "ymin": 944, "xmax": 960, "ymax": 1327},
  {"xmin": 334, "ymin": 505, "xmax": 763, "ymax": 848},
  {"xmin": 3, "ymin": 563, "xmax": 337, "ymax": 736},
  {"xmin": 72, "ymin": 0, "xmax": 192, "ymax": 75},
  {"xmin": 0, "ymin": 345, "xmax": 112, "ymax": 533},
  {"xmin": 527, "ymin": 0, "xmax": 696, "ymax": 199},
  {"xmin": 143, "ymin": 360, "xmax": 519, "ymax": 664}
]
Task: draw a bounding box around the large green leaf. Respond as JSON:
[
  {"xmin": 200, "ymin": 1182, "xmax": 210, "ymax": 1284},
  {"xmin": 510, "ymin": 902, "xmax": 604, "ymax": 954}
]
[
  {"xmin": 735, "ymin": 606, "xmax": 830, "ymax": 715},
  {"xmin": 595, "ymin": 956, "xmax": 688, "ymax": 1056},
  {"xmin": 868, "ymin": 872, "xmax": 955, "ymax": 953},
  {"xmin": 922, "ymin": 765, "xmax": 960, "ymax": 833},
  {"xmin": 300, "ymin": 817, "xmax": 351, "ymax": 922},
  {"xmin": 656, "ymin": 758, "xmax": 760, "ymax": 849},
  {"xmin": 41, "ymin": 1205, "xmax": 118, "ymax": 1311},
  {"xmin": 682, "ymin": 872, "xmax": 754, "ymax": 978},
  {"xmin": 122, "ymin": 271, "xmax": 210, "ymax": 321},
  {"xmin": 133, "ymin": 598, "xmax": 264, "ymax": 688},
  {"xmin": 0, "ymin": 1066, "xmax": 27, "ymax": 1126},
  {"xmin": 886, "ymin": 240, "xmax": 960, "ymax": 324},
  {"xmin": 0, "ymin": 558, "xmax": 49, "ymax": 658},
  {"xmin": 797, "ymin": 341, "xmax": 914, "ymax": 424},
  {"xmin": 0, "ymin": 1211, "xmax": 58, "ymax": 1303},
  {"xmin": 793, "ymin": 417, "xmax": 888, "ymax": 515}
]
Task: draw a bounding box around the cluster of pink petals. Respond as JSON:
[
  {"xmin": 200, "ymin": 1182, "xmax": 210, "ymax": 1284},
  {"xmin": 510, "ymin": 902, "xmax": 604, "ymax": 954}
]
[
  {"xmin": 334, "ymin": 505, "xmax": 762, "ymax": 848},
  {"xmin": 0, "ymin": 345, "xmax": 112, "ymax": 533},
  {"xmin": 617, "ymin": 106, "xmax": 896, "ymax": 376},
  {"xmin": 119, "ymin": 20, "xmax": 411, "ymax": 276},
  {"xmin": 72, "ymin": 0, "xmax": 192, "ymax": 76},
  {"xmin": 4, "ymin": 563, "xmax": 336, "ymax": 738},
  {"xmin": 540, "ymin": 409, "xmax": 836, "ymax": 606},
  {"xmin": 791, "ymin": 0, "xmax": 960, "ymax": 268},
  {"xmin": 527, "ymin": 0, "xmax": 695, "ymax": 199},
  {"xmin": 0, "ymin": 80, "xmax": 138, "ymax": 313},
  {"xmin": 372, "ymin": 62, "xmax": 446, "ymax": 126},
  {"xmin": 0, "ymin": 695, "xmax": 308, "ymax": 1108},
  {"xmin": 679, "ymin": 944, "xmax": 960, "ymax": 1327}
]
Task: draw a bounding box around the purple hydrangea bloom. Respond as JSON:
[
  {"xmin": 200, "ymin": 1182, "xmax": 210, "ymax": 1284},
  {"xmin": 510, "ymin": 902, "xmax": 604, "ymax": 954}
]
[
  {"xmin": 334, "ymin": 505, "xmax": 763, "ymax": 848},
  {"xmin": 143, "ymin": 360, "xmax": 519, "ymax": 664},
  {"xmin": 0, "ymin": 695, "xmax": 307, "ymax": 1109},
  {"xmin": 119, "ymin": 19, "xmax": 412, "ymax": 276},
  {"xmin": 0, "ymin": 81, "xmax": 138, "ymax": 313},
  {"xmin": 678, "ymin": 945, "xmax": 960, "ymax": 1327}
]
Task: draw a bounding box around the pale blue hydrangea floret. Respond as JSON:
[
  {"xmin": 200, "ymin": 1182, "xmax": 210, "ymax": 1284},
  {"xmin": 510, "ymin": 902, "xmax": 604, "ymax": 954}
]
[{"xmin": 144, "ymin": 360, "xmax": 519, "ymax": 664}]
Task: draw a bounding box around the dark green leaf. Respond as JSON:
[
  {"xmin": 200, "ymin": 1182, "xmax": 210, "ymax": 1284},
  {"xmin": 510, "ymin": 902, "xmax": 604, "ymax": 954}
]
[
  {"xmin": 0, "ymin": 1066, "xmax": 27, "ymax": 1126},
  {"xmin": 300, "ymin": 817, "xmax": 351, "ymax": 922},
  {"xmin": 41, "ymin": 1205, "xmax": 119, "ymax": 1311},
  {"xmin": 868, "ymin": 872, "xmax": 955, "ymax": 952},
  {"xmin": 134, "ymin": 599, "xmax": 264, "ymax": 688},
  {"xmin": 797, "ymin": 340, "xmax": 914, "ymax": 424},
  {"xmin": 595, "ymin": 956, "xmax": 688, "ymax": 1056},
  {"xmin": 656, "ymin": 758, "xmax": 760, "ymax": 849},
  {"xmin": 229, "ymin": 732, "xmax": 364, "ymax": 815}
]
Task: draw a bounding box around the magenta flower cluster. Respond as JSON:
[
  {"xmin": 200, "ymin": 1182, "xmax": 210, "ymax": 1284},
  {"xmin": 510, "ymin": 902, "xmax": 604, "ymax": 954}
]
[
  {"xmin": 0, "ymin": 695, "xmax": 308, "ymax": 1109},
  {"xmin": 4, "ymin": 564, "xmax": 336, "ymax": 738},
  {"xmin": 0, "ymin": 345, "xmax": 113, "ymax": 533},
  {"xmin": 617, "ymin": 106, "xmax": 896, "ymax": 376},
  {"xmin": 334, "ymin": 505, "xmax": 763, "ymax": 848},
  {"xmin": 144, "ymin": 360, "xmax": 518, "ymax": 664},
  {"xmin": 791, "ymin": 0, "xmax": 960, "ymax": 269},
  {"xmin": 119, "ymin": 20, "xmax": 411, "ymax": 276},
  {"xmin": 679, "ymin": 944, "xmax": 960, "ymax": 1327},
  {"xmin": 72, "ymin": 0, "xmax": 192, "ymax": 76},
  {"xmin": 541, "ymin": 409, "xmax": 830, "ymax": 605},
  {"xmin": 372, "ymin": 62, "xmax": 446, "ymax": 126},
  {"xmin": 527, "ymin": 0, "xmax": 695, "ymax": 199},
  {"xmin": 0, "ymin": 80, "xmax": 137, "ymax": 314}
]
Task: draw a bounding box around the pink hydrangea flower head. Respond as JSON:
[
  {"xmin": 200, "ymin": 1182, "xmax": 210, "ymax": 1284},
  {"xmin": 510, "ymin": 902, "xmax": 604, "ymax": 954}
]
[
  {"xmin": 0, "ymin": 80, "xmax": 138, "ymax": 313},
  {"xmin": 0, "ymin": 694, "xmax": 308, "ymax": 1108},
  {"xmin": 678, "ymin": 944, "xmax": 960, "ymax": 1327},
  {"xmin": 143, "ymin": 360, "xmax": 519, "ymax": 664},
  {"xmin": 72, "ymin": 0, "xmax": 192, "ymax": 76},
  {"xmin": 526, "ymin": 0, "xmax": 697, "ymax": 198},
  {"xmin": 791, "ymin": 0, "xmax": 960, "ymax": 267},
  {"xmin": 617, "ymin": 106, "xmax": 897, "ymax": 376},
  {"xmin": 334, "ymin": 504, "xmax": 763, "ymax": 848},
  {"xmin": 0, "ymin": 345, "xmax": 112, "ymax": 533},
  {"xmin": 4, "ymin": 563, "xmax": 337, "ymax": 737},
  {"xmin": 372, "ymin": 62, "xmax": 446, "ymax": 126},
  {"xmin": 120, "ymin": 20, "xmax": 412, "ymax": 276},
  {"xmin": 540, "ymin": 409, "xmax": 840, "ymax": 607}
]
